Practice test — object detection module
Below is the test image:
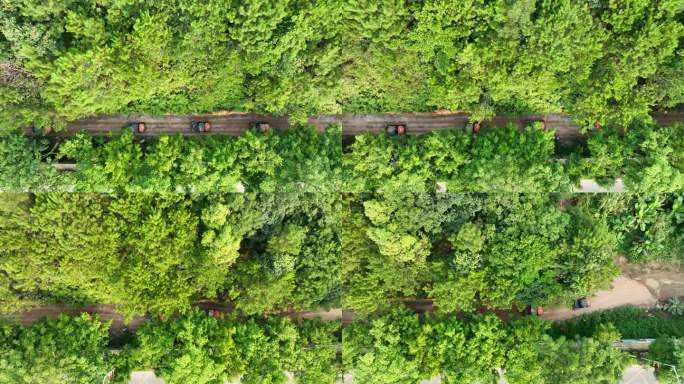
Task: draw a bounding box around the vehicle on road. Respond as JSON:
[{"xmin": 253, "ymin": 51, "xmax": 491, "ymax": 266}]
[
  {"xmin": 192, "ymin": 121, "xmax": 212, "ymax": 133},
  {"xmin": 130, "ymin": 122, "xmax": 146, "ymax": 133},
  {"xmin": 30, "ymin": 125, "xmax": 53, "ymax": 136},
  {"xmin": 386, "ymin": 124, "xmax": 407, "ymax": 136},
  {"xmin": 251, "ymin": 122, "xmax": 271, "ymax": 133},
  {"xmin": 573, "ymin": 297, "xmax": 591, "ymax": 310},
  {"xmin": 465, "ymin": 121, "xmax": 481, "ymax": 134},
  {"xmin": 523, "ymin": 304, "xmax": 544, "ymax": 316}
]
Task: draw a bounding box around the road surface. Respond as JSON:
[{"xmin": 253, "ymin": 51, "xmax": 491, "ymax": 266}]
[
  {"xmin": 26, "ymin": 110, "xmax": 684, "ymax": 155},
  {"xmin": 540, "ymin": 276, "xmax": 657, "ymax": 321},
  {"xmin": 0, "ymin": 302, "xmax": 342, "ymax": 336}
]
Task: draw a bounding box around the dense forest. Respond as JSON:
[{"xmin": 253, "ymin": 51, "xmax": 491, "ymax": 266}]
[
  {"xmin": 4, "ymin": 307, "xmax": 683, "ymax": 383},
  {"xmin": 343, "ymin": 192, "xmax": 684, "ymax": 313},
  {"xmin": 0, "ymin": 311, "xmax": 341, "ymax": 384},
  {"xmin": 4, "ymin": 307, "xmax": 684, "ymax": 383},
  {"xmin": 2, "ymin": 1, "xmax": 684, "ymax": 382},
  {"xmin": 0, "ymin": 193, "xmax": 341, "ymax": 317},
  {"xmin": 1, "ymin": 192, "xmax": 681, "ymax": 319},
  {"xmin": 1, "ymin": 0, "xmax": 682, "ymax": 129}
]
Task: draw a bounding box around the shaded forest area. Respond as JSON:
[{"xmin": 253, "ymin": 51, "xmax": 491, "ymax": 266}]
[{"xmin": 1, "ymin": 0, "xmax": 682, "ymax": 130}]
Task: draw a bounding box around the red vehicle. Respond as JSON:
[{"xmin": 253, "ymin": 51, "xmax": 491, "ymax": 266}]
[
  {"xmin": 465, "ymin": 121, "xmax": 481, "ymax": 134},
  {"xmin": 386, "ymin": 124, "xmax": 407, "ymax": 136},
  {"xmin": 192, "ymin": 121, "xmax": 212, "ymax": 133},
  {"xmin": 523, "ymin": 304, "xmax": 544, "ymax": 316},
  {"xmin": 131, "ymin": 122, "xmax": 146, "ymax": 133},
  {"xmin": 251, "ymin": 122, "xmax": 271, "ymax": 133}
]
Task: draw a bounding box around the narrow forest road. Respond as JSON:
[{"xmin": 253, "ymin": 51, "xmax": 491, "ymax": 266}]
[
  {"xmin": 25, "ymin": 110, "xmax": 684, "ymax": 154},
  {"xmin": 0, "ymin": 303, "xmax": 342, "ymax": 336},
  {"xmin": 539, "ymin": 276, "xmax": 657, "ymax": 321},
  {"xmin": 3, "ymin": 271, "xmax": 681, "ymax": 334}
]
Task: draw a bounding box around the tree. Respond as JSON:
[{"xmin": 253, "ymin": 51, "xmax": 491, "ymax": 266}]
[
  {"xmin": 0, "ymin": 134, "xmax": 64, "ymax": 191},
  {"xmin": 0, "ymin": 314, "xmax": 111, "ymax": 384}
]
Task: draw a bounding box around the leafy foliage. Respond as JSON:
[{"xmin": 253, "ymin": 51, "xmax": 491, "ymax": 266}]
[
  {"xmin": 343, "ymin": 308, "xmax": 629, "ymax": 384},
  {"xmin": 579, "ymin": 193, "xmax": 684, "ymax": 263},
  {"xmin": 648, "ymin": 337, "xmax": 684, "ymax": 383},
  {"xmin": 0, "ymin": 193, "xmax": 341, "ymax": 318},
  {"xmin": 550, "ymin": 306, "xmax": 684, "ymax": 339},
  {"xmin": 2, "ymin": 0, "xmax": 681, "ymax": 128},
  {"xmin": 54, "ymin": 125, "xmax": 341, "ymax": 193},
  {"xmin": 343, "ymin": 193, "xmax": 621, "ymax": 314},
  {"xmin": 344, "ymin": 124, "xmax": 568, "ymax": 193},
  {"xmin": 116, "ymin": 310, "xmax": 340, "ymax": 384},
  {"xmin": 0, "ymin": 314, "xmax": 111, "ymax": 384},
  {"xmin": 0, "ymin": 134, "xmax": 64, "ymax": 191}
]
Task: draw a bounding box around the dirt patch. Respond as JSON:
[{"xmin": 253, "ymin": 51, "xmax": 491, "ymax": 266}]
[{"xmin": 622, "ymin": 262, "xmax": 684, "ymax": 300}]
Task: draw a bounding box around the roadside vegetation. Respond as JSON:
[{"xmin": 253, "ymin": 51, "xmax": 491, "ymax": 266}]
[
  {"xmin": 343, "ymin": 192, "xmax": 684, "ymax": 314},
  {"xmin": 1, "ymin": 0, "xmax": 681, "ymax": 130},
  {"xmin": 0, "ymin": 311, "xmax": 340, "ymax": 384},
  {"xmin": 3, "ymin": 122, "xmax": 684, "ymax": 193},
  {"xmin": 2, "ymin": 192, "xmax": 682, "ymax": 319},
  {"xmin": 0, "ymin": 125, "xmax": 342, "ymax": 193},
  {"xmin": 344, "ymin": 308, "xmax": 629, "ymax": 384},
  {"xmin": 552, "ymin": 306, "xmax": 684, "ymax": 383}
]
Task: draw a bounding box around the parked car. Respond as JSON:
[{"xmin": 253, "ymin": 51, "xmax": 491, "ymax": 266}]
[
  {"xmin": 573, "ymin": 297, "xmax": 591, "ymax": 310},
  {"xmin": 251, "ymin": 122, "xmax": 271, "ymax": 133},
  {"xmin": 386, "ymin": 124, "xmax": 407, "ymax": 136},
  {"xmin": 192, "ymin": 121, "xmax": 212, "ymax": 133}
]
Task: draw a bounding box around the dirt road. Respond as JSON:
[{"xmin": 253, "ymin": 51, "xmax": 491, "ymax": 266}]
[
  {"xmin": 0, "ymin": 303, "xmax": 342, "ymax": 336},
  {"xmin": 25, "ymin": 110, "xmax": 684, "ymax": 154},
  {"xmin": 540, "ymin": 276, "xmax": 657, "ymax": 321}
]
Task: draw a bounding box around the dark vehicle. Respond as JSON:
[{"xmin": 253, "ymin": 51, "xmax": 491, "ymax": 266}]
[
  {"xmin": 525, "ymin": 119, "xmax": 546, "ymax": 130},
  {"xmin": 386, "ymin": 124, "xmax": 407, "ymax": 136},
  {"xmin": 523, "ymin": 304, "xmax": 544, "ymax": 316},
  {"xmin": 251, "ymin": 122, "xmax": 271, "ymax": 133},
  {"xmin": 131, "ymin": 122, "xmax": 146, "ymax": 133},
  {"xmin": 465, "ymin": 121, "xmax": 481, "ymax": 134},
  {"xmin": 572, "ymin": 297, "xmax": 591, "ymax": 310},
  {"xmin": 30, "ymin": 125, "xmax": 53, "ymax": 136},
  {"xmin": 192, "ymin": 121, "xmax": 212, "ymax": 133}
]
